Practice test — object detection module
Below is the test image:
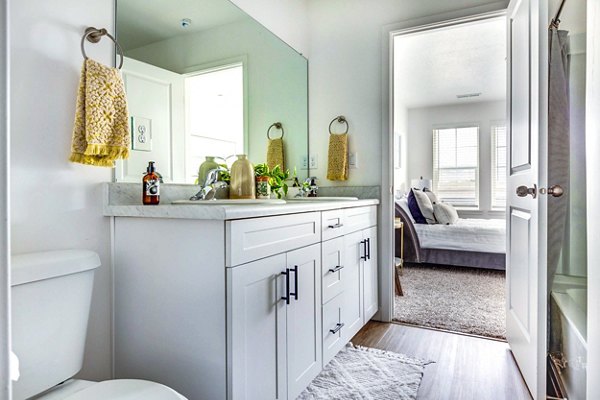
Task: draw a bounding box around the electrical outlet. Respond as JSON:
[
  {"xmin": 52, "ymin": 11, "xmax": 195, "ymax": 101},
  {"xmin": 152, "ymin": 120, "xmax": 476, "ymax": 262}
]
[
  {"xmin": 301, "ymin": 155, "xmax": 309, "ymax": 169},
  {"xmin": 349, "ymin": 152, "xmax": 358, "ymax": 169},
  {"xmin": 309, "ymin": 154, "xmax": 318, "ymax": 169}
]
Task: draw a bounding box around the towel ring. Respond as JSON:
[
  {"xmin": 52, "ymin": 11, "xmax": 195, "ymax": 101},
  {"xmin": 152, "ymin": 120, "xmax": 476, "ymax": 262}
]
[
  {"xmin": 267, "ymin": 122, "xmax": 284, "ymax": 139},
  {"xmin": 81, "ymin": 27, "xmax": 125, "ymax": 69},
  {"xmin": 329, "ymin": 116, "xmax": 348, "ymax": 135}
]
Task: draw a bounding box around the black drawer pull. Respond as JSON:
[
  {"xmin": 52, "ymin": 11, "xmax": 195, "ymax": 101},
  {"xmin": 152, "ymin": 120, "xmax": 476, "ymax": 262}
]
[
  {"xmin": 328, "ymin": 265, "xmax": 344, "ymax": 273},
  {"xmin": 328, "ymin": 223, "xmax": 344, "ymax": 229},
  {"xmin": 329, "ymin": 322, "xmax": 345, "ymax": 334},
  {"xmin": 281, "ymin": 269, "xmax": 290, "ymax": 304},
  {"xmin": 366, "ymin": 237, "xmax": 371, "ymax": 260},
  {"xmin": 360, "ymin": 240, "xmax": 367, "ymax": 260},
  {"xmin": 289, "ymin": 265, "xmax": 299, "ymax": 301}
]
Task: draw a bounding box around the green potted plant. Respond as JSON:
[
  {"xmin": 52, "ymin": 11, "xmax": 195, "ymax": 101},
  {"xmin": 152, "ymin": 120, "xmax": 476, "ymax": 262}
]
[
  {"xmin": 269, "ymin": 165, "xmax": 290, "ymax": 199},
  {"xmin": 254, "ymin": 163, "xmax": 271, "ymax": 199}
]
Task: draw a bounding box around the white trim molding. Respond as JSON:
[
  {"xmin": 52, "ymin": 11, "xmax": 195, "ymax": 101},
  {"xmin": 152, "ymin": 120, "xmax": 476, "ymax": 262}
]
[
  {"xmin": 0, "ymin": 0, "xmax": 11, "ymax": 397},
  {"xmin": 586, "ymin": 0, "xmax": 600, "ymax": 397}
]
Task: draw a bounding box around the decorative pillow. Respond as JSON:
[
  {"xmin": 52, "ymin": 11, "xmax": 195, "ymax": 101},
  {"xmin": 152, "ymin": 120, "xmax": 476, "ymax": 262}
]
[
  {"xmin": 409, "ymin": 189, "xmax": 436, "ymax": 224},
  {"xmin": 396, "ymin": 196, "xmax": 415, "ymax": 223},
  {"xmin": 434, "ymin": 202, "xmax": 459, "ymax": 225},
  {"xmin": 407, "ymin": 190, "xmax": 427, "ymax": 224},
  {"xmin": 423, "ymin": 188, "xmax": 439, "ymax": 205}
]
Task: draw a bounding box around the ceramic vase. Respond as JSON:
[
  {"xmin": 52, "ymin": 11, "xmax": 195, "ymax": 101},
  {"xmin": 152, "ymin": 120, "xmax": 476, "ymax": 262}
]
[{"xmin": 230, "ymin": 155, "xmax": 256, "ymax": 199}]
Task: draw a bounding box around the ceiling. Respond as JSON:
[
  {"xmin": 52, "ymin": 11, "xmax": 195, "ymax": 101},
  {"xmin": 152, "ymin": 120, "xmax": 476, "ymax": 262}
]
[
  {"xmin": 394, "ymin": 16, "xmax": 507, "ymax": 109},
  {"xmin": 116, "ymin": 0, "xmax": 248, "ymax": 51}
]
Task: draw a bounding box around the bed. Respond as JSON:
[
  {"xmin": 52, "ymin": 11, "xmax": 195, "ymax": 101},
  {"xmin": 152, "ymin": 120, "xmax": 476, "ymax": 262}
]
[{"xmin": 395, "ymin": 202, "xmax": 506, "ymax": 270}]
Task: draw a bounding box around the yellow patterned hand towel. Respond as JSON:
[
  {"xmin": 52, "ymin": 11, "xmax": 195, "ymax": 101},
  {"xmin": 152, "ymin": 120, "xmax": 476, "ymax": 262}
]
[
  {"xmin": 267, "ymin": 138, "xmax": 285, "ymax": 170},
  {"xmin": 327, "ymin": 133, "xmax": 349, "ymax": 181},
  {"xmin": 69, "ymin": 59, "xmax": 130, "ymax": 167}
]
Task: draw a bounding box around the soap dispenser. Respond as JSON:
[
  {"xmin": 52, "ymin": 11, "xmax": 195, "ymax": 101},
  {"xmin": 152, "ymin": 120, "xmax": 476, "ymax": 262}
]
[{"xmin": 143, "ymin": 161, "xmax": 160, "ymax": 205}]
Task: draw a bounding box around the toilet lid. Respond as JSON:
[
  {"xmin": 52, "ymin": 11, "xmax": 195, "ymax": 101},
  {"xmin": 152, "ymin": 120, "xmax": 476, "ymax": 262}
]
[{"xmin": 64, "ymin": 379, "xmax": 187, "ymax": 400}]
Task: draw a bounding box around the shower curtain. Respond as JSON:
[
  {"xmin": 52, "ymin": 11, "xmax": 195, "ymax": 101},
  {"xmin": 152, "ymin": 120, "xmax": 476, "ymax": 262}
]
[{"xmin": 547, "ymin": 28, "xmax": 570, "ymax": 292}]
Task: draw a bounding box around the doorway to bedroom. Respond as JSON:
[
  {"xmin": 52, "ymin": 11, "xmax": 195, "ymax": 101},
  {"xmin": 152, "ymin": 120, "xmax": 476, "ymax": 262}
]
[{"xmin": 392, "ymin": 12, "xmax": 508, "ymax": 340}]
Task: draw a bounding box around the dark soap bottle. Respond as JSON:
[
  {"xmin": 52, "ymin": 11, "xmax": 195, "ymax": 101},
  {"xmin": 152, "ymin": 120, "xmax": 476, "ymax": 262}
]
[{"xmin": 142, "ymin": 161, "xmax": 160, "ymax": 205}]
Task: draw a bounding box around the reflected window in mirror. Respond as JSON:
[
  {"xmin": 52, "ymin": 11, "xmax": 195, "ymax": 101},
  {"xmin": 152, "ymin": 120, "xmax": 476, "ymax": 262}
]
[{"xmin": 185, "ymin": 64, "xmax": 244, "ymax": 183}]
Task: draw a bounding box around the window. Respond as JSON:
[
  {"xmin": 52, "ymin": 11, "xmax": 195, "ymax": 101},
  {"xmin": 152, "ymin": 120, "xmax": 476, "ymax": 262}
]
[
  {"xmin": 184, "ymin": 64, "xmax": 244, "ymax": 183},
  {"xmin": 433, "ymin": 126, "xmax": 479, "ymax": 207},
  {"xmin": 491, "ymin": 124, "xmax": 507, "ymax": 208}
]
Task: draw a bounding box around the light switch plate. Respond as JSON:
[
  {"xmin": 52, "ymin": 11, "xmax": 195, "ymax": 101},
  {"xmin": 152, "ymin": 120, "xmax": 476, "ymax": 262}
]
[
  {"xmin": 309, "ymin": 154, "xmax": 318, "ymax": 169},
  {"xmin": 131, "ymin": 116, "xmax": 152, "ymax": 152},
  {"xmin": 301, "ymin": 155, "xmax": 309, "ymax": 169}
]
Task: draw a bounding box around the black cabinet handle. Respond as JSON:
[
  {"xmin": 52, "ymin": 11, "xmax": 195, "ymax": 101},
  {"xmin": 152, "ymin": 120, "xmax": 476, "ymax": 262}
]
[
  {"xmin": 329, "ymin": 322, "xmax": 345, "ymax": 334},
  {"xmin": 328, "ymin": 265, "xmax": 344, "ymax": 273},
  {"xmin": 360, "ymin": 240, "xmax": 367, "ymax": 261},
  {"xmin": 281, "ymin": 269, "xmax": 290, "ymax": 304},
  {"xmin": 328, "ymin": 223, "xmax": 344, "ymax": 229},
  {"xmin": 366, "ymin": 238, "xmax": 371, "ymax": 260},
  {"xmin": 289, "ymin": 265, "xmax": 299, "ymax": 301}
]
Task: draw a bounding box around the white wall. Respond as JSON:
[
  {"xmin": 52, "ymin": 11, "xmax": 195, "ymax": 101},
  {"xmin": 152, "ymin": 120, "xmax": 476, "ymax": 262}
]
[
  {"xmin": 230, "ymin": 0, "xmax": 309, "ymax": 56},
  {"xmin": 9, "ymin": 0, "xmax": 114, "ymax": 381},
  {"xmin": 307, "ymin": 0, "xmax": 509, "ymax": 187},
  {"xmin": 405, "ymin": 100, "xmax": 506, "ymax": 213}
]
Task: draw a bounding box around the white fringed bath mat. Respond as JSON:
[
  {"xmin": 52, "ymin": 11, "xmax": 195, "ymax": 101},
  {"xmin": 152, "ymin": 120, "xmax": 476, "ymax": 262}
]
[{"xmin": 298, "ymin": 344, "xmax": 431, "ymax": 400}]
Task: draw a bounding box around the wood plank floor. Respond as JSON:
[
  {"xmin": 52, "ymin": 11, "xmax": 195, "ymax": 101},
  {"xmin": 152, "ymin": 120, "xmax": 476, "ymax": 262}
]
[{"xmin": 351, "ymin": 322, "xmax": 532, "ymax": 400}]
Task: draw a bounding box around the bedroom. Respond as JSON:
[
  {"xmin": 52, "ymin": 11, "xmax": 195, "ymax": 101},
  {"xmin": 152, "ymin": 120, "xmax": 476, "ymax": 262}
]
[{"xmin": 392, "ymin": 15, "xmax": 508, "ymax": 339}]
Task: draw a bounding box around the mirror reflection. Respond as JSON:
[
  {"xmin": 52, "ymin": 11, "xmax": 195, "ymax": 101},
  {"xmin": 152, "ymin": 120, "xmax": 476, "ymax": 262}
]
[{"xmin": 115, "ymin": 0, "xmax": 308, "ymax": 184}]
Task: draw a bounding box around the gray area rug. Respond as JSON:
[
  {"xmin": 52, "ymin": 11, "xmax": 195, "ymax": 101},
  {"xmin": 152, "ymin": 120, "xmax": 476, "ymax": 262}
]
[
  {"xmin": 394, "ymin": 265, "xmax": 506, "ymax": 339},
  {"xmin": 298, "ymin": 344, "xmax": 430, "ymax": 400}
]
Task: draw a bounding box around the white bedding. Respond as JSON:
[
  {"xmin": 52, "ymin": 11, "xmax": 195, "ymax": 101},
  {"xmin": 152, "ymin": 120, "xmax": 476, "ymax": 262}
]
[{"xmin": 414, "ymin": 218, "xmax": 506, "ymax": 254}]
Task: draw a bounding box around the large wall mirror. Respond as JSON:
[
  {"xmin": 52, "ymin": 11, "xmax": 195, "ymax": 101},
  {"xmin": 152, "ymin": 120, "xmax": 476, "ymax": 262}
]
[{"xmin": 115, "ymin": 0, "xmax": 308, "ymax": 184}]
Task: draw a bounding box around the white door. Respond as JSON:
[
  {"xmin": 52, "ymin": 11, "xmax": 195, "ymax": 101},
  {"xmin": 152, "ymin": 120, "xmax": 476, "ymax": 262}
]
[
  {"xmin": 363, "ymin": 227, "xmax": 379, "ymax": 321},
  {"xmin": 229, "ymin": 254, "xmax": 287, "ymax": 400},
  {"xmin": 342, "ymin": 230, "xmax": 364, "ymax": 341},
  {"xmin": 119, "ymin": 57, "xmax": 185, "ymax": 182},
  {"xmin": 506, "ymin": 0, "xmax": 548, "ymax": 397},
  {"xmin": 286, "ymin": 244, "xmax": 322, "ymax": 400}
]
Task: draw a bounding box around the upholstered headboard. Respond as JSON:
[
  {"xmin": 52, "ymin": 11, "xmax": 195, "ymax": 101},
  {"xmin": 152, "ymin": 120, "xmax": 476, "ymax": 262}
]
[{"xmin": 395, "ymin": 202, "xmax": 421, "ymax": 263}]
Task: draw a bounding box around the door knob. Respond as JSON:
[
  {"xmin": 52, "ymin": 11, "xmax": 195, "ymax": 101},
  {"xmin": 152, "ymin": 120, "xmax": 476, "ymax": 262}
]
[
  {"xmin": 540, "ymin": 184, "xmax": 564, "ymax": 197},
  {"xmin": 516, "ymin": 184, "xmax": 537, "ymax": 198}
]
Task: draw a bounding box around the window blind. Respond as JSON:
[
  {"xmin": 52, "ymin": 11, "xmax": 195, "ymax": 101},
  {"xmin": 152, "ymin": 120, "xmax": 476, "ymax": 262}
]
[
  {"xmin": 432, "ymin": 126, "xmax": 479, "ymax": 207},
  {"xmin": 491, "ymin": 124, "xmax": 507, "ymax": 208}
]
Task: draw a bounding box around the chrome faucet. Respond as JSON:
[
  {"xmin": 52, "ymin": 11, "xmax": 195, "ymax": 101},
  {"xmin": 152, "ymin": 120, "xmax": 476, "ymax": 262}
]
[
  {"xmin": 305, "ymin": 177, "xmax": 318, "ymax": 197},
  {"xmin": 190, "ymin": 167, "xmax": 229, "ymax": 201}
]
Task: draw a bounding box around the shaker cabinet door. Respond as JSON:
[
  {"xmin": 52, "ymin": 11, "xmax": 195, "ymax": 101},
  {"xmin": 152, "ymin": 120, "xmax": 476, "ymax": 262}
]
[
  {"xmin": 286, "ymin": 244, "xmax": 322, "ymax": 400},
  {"xmin": 228, "ymin": 254, "xmax": 288, "ymax": 400},
  {"xmin": 362, "ymin": 226, "xmax": 379, "ymax": 321},
  {"xmin": 342, "ymin": 230, "xmax": 364, "ymax": 342}
]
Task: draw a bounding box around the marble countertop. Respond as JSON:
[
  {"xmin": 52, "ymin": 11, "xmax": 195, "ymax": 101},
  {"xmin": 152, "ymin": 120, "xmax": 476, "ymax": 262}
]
[{"xmin": 104, "ymin": 183, "xmax": 379, "ymax": 221}]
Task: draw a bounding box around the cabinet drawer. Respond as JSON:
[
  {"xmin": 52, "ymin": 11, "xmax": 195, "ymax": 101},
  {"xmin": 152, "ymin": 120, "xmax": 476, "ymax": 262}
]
[
  {"xmin": 226, "ymin": 212, "xmax": 321, "ymax": 267},
  {"xmin": 343, "ymin": 206, "xmax": 377, "ymax": 234},
  {"xmin": 321, "ymin": 209, "xmax": 345, "ymax": 241},
  {"xmin": 321, "ymin": 237, "xmax": 345, "ymax": 304},
  {"xmin": 322, "ymin": 293, "xmax": 346, "ymax": 365}
]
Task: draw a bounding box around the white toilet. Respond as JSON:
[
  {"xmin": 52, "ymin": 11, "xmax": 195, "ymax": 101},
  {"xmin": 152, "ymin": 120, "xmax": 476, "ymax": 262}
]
[{"xmin": 11, "ymin": 250, "xmax": 187, "ymax": 400}]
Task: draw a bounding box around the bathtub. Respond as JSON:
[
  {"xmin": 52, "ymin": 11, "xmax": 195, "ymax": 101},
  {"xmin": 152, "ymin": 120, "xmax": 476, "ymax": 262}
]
[{"xmin": 551, "ymin": 275, "xmax": 587, "ymax": 400}]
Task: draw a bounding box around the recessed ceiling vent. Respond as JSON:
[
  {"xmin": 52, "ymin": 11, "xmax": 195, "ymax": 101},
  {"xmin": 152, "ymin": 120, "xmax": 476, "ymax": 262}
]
[{"xmin": 456, "ymin": 92, "xmax": 482, "ymax": 99}]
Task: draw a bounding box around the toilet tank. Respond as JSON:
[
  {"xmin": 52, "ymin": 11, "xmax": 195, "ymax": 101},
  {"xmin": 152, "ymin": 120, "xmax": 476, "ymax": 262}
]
[{"xmin": 11, "ymin": 250, "xmax": 101, "ymax": 400}]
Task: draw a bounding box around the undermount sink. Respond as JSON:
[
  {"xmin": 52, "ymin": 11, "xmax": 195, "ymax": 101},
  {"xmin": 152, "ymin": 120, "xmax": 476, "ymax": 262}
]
[
  {"xmin": 172, "ymin": 199, "xmax": 287, "ymax": 205},
  {"xmin": 287, "ymin": 196, "xmax": 359, "ymax": 201}
]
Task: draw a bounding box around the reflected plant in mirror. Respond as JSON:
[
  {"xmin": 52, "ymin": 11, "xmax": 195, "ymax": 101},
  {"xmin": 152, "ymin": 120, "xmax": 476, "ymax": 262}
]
[{"xmin": 115, "ymin": 0, "xmax": 309, "ymax": 184}]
